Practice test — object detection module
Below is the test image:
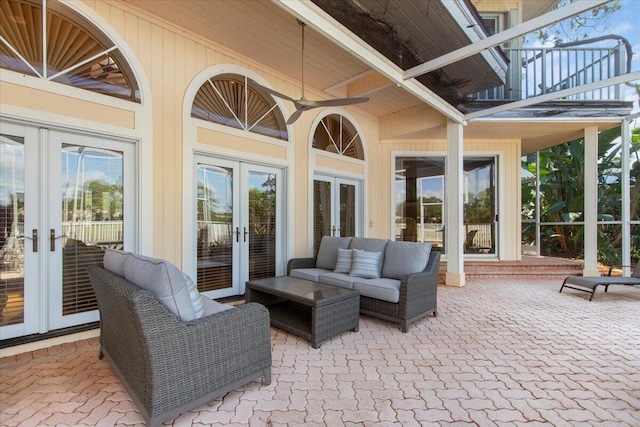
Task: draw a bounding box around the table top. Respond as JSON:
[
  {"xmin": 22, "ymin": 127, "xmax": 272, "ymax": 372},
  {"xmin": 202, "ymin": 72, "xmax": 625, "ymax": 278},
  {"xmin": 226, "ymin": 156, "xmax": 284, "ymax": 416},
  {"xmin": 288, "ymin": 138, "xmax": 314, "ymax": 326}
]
[{"xmin": 246, "ymin": 276, "xmax": 358, "ymax": 306}]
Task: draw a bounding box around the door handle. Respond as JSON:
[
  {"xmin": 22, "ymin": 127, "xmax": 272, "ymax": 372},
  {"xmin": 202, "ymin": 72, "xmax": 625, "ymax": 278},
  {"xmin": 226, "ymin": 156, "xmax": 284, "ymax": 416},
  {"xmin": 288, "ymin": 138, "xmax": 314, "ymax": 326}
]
[
  {"xmin": 235, "ymin": 227, "xmax": 240, "ymax": 242},
  {"xmin": 243, "ymin": 227, "xmax": 248, "ymax": 242},
  {"xmin": 18, "ymin": 229, "xmax": 38, "ymax": 252},
  {"xmin": 50, "ymin": 229, "xmax": 67, "ymax": 252},
  {"xmin": 331, "ymin": 225, "xmax": 336, "ymax": 236}
]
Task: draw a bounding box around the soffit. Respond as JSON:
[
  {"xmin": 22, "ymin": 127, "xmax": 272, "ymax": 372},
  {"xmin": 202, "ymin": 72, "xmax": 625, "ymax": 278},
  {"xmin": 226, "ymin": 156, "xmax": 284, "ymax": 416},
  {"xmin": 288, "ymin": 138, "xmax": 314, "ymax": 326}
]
[
  {"xmin": 393, "ymin": 119, "xmax": 622, "ymax": 155},
  {"xmin": 123, "ymin": 0, "xmax": 425, "ymax": 118},
  {"xmin": 309, "ymin": 0, "xmax": 505, "ymax": 106},
  {"xmin": 522, "ymin": 0, "xmax": 560, "ymax": 22}
]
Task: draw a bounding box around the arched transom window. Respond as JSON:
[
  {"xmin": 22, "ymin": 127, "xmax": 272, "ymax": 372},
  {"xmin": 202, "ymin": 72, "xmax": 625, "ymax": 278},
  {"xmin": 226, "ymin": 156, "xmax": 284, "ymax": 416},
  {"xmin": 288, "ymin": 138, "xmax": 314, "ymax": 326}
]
[
  {"xmin": 0, "ymin": 0, "xmax": 140, "ymax": 102},
  {"xmin": 312, "ymin": 114, "xmax": 364, "ymax": 160},
  {"xmin": 192, "ymin": 74, "xmax": 288, "ymax": 141}
]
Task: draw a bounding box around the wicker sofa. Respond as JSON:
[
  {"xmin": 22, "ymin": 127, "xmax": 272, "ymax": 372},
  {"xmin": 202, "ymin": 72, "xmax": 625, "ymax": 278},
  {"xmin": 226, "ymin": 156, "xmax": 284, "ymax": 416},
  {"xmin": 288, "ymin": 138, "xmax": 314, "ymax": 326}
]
[
  {"xmin": 287, "ymin": 236, "xmax": 440, "ymax": 332},
  {"xmin": 88, "ymin": 253, "xmax": 271, "ymax": 427}
]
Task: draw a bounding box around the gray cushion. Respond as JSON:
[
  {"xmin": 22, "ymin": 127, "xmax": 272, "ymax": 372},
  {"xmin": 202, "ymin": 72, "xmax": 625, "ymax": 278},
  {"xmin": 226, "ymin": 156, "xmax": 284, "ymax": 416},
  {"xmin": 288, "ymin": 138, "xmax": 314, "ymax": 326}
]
[
  {"xmin": 201, "ymin": 296, "xmax": 232, "ymax": 316},
  {"xmin": 316, "ymin": 236, "xmax": 352, "ymax": 270},
  {"xmin": 353, "ymin": 278, "xmax": 402, "ymax": 303},
  {"xmin": 349, "ymin": 249, "xmax": 383, "ymax": 279},
  {"xmin": 382, "ymin": 241, "xmax": 432, "ymax": 280},
  {"xmin": 633, "ymin": 263, "xmax": 640, "ymax": 278},
  {"xmin": 183, "ymin": 273, "xmax": 204, "ymax": 318},
  {"xmin": 317, "ymin": 272, "xmax": 358, "ymax": 289},
  {"xmin": 103, "ymin": 249, "xmax": 129, "ymax": 277},
  {"xmin": 334, "ymin": 248, "xmax": 353, "ymax": 273},
  {"xmin": 123, "ymin": 253, "xmax": 197, "ymax": 321},
  {"xmin": 349, "ymin": 237, "xmax": 389, "ymax": 254},
  {"xmin": 290, "ymin": 268, "xmax": 330, "ymax": 282}
]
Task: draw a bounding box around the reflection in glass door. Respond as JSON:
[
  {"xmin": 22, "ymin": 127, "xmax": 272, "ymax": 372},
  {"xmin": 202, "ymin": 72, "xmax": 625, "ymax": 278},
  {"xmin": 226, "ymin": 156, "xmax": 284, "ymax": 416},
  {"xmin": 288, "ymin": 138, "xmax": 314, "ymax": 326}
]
[
  {"xmin": 394, "ymin": 155, "xmax": 498, "ymax": 256},
  {"xmin": 245, "ymin": 169, "xmax": 277, "ymax": 282},
  {"xmin": 196, "ymin": 165, "xmax": 234, "ymax": 294},
  {"xmin": 58, "ymin": 145, "xmax": 125, "ymax": 323},
  {"xmin": 0, "ymin": 131, "xmax": 31, "ymax": 337},
  {"xmin": 313, "ymin": 175, "xmax": 361, "ymax": 256},
  {"xmin": 463, "ymin": 157, "xmax": 497, "ymax": 255},
  {"xmin": 195, "ymin": 159, "xmax": 282, "ymax": 299},
  {"xmin": 1, "ymin": 122, "xmax": 135, "ymax": 340}
]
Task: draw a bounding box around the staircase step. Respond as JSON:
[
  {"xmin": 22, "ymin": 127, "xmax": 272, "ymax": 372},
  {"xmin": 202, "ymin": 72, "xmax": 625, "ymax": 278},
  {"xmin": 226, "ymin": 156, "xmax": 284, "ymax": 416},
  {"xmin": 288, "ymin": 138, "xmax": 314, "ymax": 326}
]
[{"xmin": 437, "ymin": 256, "xmax": 584, "ymax": 285}]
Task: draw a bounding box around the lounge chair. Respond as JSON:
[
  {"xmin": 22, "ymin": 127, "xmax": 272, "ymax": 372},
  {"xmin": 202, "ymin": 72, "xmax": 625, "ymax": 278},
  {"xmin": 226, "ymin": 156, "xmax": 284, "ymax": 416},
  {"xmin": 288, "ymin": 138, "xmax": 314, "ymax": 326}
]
[{"xmin": 559, "ymin": 263, "xmax": 640, "ymax": 301}]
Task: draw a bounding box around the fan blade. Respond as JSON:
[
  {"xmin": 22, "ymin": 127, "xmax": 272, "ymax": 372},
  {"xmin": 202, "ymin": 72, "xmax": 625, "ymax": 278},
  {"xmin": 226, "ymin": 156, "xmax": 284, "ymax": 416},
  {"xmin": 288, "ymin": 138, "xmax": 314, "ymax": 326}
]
[
  {"xmin": 286, "ymin": 109, "xmax": 304, "ymax": 125},
  {"xmin": 298, "ymin": 97, "xmax": 369, "ymax": 108},
  {"xmin": 254, "ymin": 83, "xmax": 296, "ymax": 103}
]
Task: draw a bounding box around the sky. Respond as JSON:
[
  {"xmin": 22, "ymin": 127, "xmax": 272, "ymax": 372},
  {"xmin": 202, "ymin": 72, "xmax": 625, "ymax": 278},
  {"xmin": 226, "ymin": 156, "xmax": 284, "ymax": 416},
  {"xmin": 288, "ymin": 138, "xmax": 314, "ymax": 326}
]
[{"xmin": 610, "ymin": 0, "xmax": 640, "ymax": 113}]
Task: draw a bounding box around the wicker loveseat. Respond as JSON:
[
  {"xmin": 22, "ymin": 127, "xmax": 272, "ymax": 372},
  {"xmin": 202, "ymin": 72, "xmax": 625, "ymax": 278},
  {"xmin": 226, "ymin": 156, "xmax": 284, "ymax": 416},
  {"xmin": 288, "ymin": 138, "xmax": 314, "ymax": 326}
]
[
  {"xmin": 88, "ymin": 253, "xmax": 271, "ymax": 427},
  {"xmin": 288, "ymin": 236, "xmax": 440, "ymax": 332}
]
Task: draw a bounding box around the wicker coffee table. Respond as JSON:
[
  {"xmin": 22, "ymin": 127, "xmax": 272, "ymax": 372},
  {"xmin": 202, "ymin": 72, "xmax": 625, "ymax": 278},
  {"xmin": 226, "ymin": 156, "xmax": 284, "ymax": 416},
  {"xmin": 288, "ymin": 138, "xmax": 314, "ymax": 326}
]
[{"xmin": 245, "ymin": 276, "xmax": 359, "ymax": 348}]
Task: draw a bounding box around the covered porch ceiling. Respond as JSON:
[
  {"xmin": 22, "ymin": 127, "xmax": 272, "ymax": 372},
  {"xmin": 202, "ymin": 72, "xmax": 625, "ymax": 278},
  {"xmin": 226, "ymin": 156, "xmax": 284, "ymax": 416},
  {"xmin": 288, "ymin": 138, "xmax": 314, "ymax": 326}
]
[
  {"xmin": 123, "ymin": 0, "xmax": 633, "ymax": 152},
  {"xmin": 123, "ymin": 0, "xmax": 503, "ymax": 118}
]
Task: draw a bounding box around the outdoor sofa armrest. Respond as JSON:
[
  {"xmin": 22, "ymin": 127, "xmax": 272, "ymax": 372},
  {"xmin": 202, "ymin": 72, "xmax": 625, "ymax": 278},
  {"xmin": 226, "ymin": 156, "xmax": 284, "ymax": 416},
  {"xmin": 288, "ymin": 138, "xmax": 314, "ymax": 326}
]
[
  {"xmin": 397, "ymin": 250, "xmax": 440, "ymax": 318},
  {"xmin": 88, "ymin": 266, "xmax": 271, "ymax": 422},
  {"xmin": 287, "ymin": 257, "xmax": 316, "ymax": 274}
]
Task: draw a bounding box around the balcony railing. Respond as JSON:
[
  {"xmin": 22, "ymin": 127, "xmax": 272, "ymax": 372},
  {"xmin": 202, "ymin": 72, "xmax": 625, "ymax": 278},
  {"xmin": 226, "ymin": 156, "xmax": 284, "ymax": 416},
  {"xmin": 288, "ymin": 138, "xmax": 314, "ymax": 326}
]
[{"xmin": 471, "ymin": 43, "xmax": 626, "ymax": 102}]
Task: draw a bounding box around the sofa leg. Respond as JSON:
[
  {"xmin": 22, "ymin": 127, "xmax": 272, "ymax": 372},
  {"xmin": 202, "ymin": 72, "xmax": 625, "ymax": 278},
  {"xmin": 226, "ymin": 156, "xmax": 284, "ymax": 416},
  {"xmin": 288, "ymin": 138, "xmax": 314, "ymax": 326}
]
[
  {"xmin": 263, "ymin": 367, "xmax": 271, "ymax": 385},
  {"xmin": 401, "ymin": 321, "xmax": 409, "ymax": 333}
]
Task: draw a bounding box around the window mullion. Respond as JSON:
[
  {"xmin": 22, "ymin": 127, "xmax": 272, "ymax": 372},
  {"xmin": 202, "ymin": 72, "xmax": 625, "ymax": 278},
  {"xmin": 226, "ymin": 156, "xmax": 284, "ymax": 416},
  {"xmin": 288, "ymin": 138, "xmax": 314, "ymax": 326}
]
[
  {"xmin": 48, "ymin": 46, "xmax": 118, "ymax": 81},
  {"xmin": 209, "ymin": 80, "xmax": 245, "ymax": 130}
]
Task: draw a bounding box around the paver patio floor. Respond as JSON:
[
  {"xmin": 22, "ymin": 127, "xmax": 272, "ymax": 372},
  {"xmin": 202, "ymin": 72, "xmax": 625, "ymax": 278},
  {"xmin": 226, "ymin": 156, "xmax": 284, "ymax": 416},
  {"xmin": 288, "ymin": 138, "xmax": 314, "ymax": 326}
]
[{"xmin": 1, "ymin": 278, "xmax": 639, "ymax": 426}]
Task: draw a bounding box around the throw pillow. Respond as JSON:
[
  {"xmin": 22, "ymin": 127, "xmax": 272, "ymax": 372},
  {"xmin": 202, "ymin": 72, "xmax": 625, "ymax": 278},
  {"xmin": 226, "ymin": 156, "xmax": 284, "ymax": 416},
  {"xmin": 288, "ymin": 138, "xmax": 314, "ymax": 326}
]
[
  {"xmin": 349, "ymin": 249, "xmax": 383, "ymax": 279},
  {"xmin": 183, "ymin": 273, "xmax": 205, "ymax": 318},
  {"xmin": 334, "ymin": 248, "xmax": 353, "ymax": 273},
  {"xmin": 316, "ymin": 236, "xmax": 353, "ymax": 270}
]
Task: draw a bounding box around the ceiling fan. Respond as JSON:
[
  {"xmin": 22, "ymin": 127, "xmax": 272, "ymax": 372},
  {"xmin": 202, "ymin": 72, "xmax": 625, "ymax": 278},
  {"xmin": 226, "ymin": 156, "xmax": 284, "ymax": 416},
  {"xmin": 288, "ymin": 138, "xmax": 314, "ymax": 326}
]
[{"xmin": 257, "ymin": 20, "xmax": 369, "ymax": 125}]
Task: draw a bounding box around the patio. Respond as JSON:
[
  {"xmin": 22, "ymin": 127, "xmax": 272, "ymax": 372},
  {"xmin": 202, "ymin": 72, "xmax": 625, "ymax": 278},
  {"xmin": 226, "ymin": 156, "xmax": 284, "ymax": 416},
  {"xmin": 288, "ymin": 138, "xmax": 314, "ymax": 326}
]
[{"xmin": 1, "ymin": 277, "xmax": 639, "ymax": 427}]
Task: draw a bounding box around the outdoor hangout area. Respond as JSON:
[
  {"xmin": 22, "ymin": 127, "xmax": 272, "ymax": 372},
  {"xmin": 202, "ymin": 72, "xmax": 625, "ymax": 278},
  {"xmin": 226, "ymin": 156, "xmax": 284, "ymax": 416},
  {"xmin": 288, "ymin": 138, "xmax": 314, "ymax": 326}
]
[
  {"xmin": 2, "ymin": 273, "xmax": 639, "ymax": 426},
  {"xmin": 1, "ymin": 0, "xmax": 639, "ymax": 425}
]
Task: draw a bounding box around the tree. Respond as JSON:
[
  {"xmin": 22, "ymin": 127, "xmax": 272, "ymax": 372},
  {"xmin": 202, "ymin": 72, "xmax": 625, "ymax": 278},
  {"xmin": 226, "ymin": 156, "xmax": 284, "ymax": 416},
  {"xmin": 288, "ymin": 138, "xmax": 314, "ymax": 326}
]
[
  {"xmin": 531, "ymin": 0, "xmax": 621, "ymax": 46},
  {"xmin": 528, "ymin": 124, "xmax": 640, "ymax": 264}
]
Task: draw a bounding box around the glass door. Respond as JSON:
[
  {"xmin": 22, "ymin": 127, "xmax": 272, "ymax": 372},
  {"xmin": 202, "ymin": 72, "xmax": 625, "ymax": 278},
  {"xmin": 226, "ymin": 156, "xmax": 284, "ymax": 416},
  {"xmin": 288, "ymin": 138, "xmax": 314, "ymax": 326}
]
[
  {"xmin": 313, "ymin": 175, "xmax": 361, "ymax": 256},
  {"xmin": 0, "ymin": 124, "xmax": 38, "ymax": 339},
  {"xmin": 463, "ymin": 157, "xmax": 497, "ymax": 255},
  {"xmin": 50, "ymin": 133, "xmax": 135, "ymax": 330},
  {"xmin": 195, "ymin": 162, "xmax": 237, "ymax": 297},
  {"xmin": 0, "ymin": 122, "xmax": 135, "ymax": 340},
  {"xmin": 195, "ymin": 158, "xmax": 283, "ymax": 299}
]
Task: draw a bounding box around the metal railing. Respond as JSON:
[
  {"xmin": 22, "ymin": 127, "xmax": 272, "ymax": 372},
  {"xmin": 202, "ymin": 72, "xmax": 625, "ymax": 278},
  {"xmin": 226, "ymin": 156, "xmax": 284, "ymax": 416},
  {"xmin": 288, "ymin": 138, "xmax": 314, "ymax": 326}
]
[
  {"xmin": 63, "ymin": 221, "xmax": 123, "ymax": 244},
  {"xmin": 472, "ymin": 44, "xmax": 626, "ymax": 101}
]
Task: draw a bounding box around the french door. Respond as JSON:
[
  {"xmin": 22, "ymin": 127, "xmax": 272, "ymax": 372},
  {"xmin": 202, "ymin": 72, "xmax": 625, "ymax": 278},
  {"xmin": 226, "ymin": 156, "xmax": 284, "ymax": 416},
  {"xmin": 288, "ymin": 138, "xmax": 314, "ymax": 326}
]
[
  {"xmin": 313, "ymin": 175, "xmax": 362, "ymax": 256},
  {"xmin": 0, "ymin": 121, "xmax": 136, "ymax": 340},
  {"xmin": 195, "ymin": 157, "xmax": 283, "ymax": 299}
]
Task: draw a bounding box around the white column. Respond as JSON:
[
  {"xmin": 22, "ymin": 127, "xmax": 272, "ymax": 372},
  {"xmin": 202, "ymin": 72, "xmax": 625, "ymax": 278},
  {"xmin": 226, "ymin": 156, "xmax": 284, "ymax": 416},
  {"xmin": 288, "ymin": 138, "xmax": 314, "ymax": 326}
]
[
  {"xmin": 621, "ymin": 118, "xmax": 631, "ymax": 276},
  {"xmin": 583, "ymin": 126, "xmax": 599, "ymax": 276},
  {"xmin": 446, "ymin": 119, "xmax": 465, "ymax": 287}
]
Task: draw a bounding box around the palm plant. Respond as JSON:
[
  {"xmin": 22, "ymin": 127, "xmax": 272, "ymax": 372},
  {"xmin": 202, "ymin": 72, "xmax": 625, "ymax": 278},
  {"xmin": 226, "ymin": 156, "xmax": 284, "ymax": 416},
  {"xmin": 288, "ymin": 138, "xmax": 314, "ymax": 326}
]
[{"xmin": 525, "ymin": 125, "xmax": 639, "ymax": 264}]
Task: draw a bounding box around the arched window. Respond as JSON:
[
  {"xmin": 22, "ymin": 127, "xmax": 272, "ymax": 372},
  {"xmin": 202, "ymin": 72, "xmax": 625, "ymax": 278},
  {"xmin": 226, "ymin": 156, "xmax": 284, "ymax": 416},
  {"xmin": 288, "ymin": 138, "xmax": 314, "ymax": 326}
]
[
  {"xmin": 312, "ymin": 114, "xmax": 364, "ymax": 160},
  {"xmin": 0, "ymin": 0, "xmax": 140, "ymax": 102},
  {"xmin": 191, "ymin": 74, "xmax": 288, "ymax": 141}
]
